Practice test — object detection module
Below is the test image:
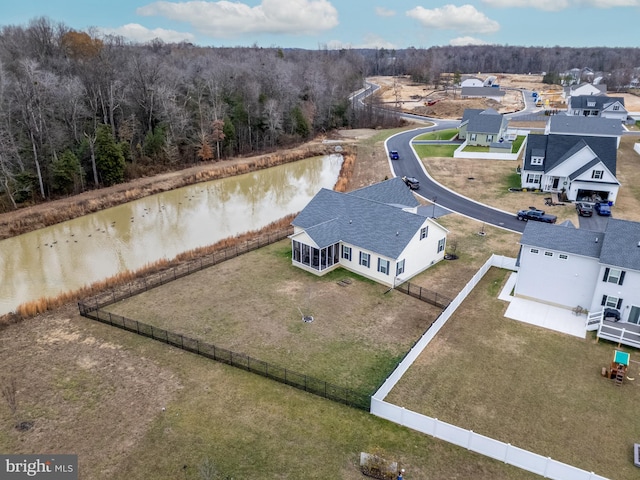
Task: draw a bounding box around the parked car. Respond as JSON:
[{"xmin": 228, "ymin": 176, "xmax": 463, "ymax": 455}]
[
  {"xmin": 389, "ymin": 150, "xmax": 400, "ymax": 160},
  {"xmin": 575, "ymin": 202, "xmax": 593, "ymax": 217},
  {"xmin": 594, "ymin": 202, "xmax": 611, "ymax": 216},
  {"xmin": 402, "ymin": 176, "xmax": 419, "ymax": 190},
  {"xmin": 516, "ymin": 208, "xmax": 557, "ymax": 223}
]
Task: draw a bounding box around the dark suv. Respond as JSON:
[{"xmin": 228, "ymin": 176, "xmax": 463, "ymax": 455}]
[
  {"xmin": 402, "ymin": 176, "xmax": 419, "ymax": 190},
  {"xmin": 575, "ymin": 202, "xmax": 593, "ymax": 217}
]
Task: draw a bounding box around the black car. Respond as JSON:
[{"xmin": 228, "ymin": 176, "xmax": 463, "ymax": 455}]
[
  {"xmin": 402, "ymin": 176, "xmax": 419, "ymax": 190},
  {"xmin": 575, "ymin": 202, "xmax": 593, "ymax": 217}
]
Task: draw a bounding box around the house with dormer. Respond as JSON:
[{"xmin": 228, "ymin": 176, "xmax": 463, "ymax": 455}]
[
  {"xmin": 458, "ymin": 108, "xmax": 509, "ymax": 146},
  {"xmin": 289, "ymin": 177, "xmax": 448, "ymax": 287},
  {"xmin": 520, "ymin": 134, "xmax": 619, "ymax": 203},
  {"xmin": 515, "ymin": 219, "xmax": 640, "ymax": 348},
  {"xmin": 568, "ymin": 95, "xmax": 627, "ymax": 121}
]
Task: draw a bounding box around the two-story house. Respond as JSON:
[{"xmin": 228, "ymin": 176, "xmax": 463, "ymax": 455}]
[
  {"xmin": 520, "ymin": 134, "xmax": 619, "ymax": 203},
  {"xmin": 515, "ymin": 219, "xmax": 640, "ymax": 348},
  {"xmin": 289, "ymin": 177, "xmax": 448, "ymax": 287},
  {"xmin": 544, "ymin": 116, "xmax": 622, "ymax": 148},
  {"xmin": 568, "ymin": 95, "xmax": 627, "ymax": 121}
]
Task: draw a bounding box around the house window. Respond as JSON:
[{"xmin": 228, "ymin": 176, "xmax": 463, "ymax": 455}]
[
  {"xmin": 559, "ymin": 254, "xmax": 568, "ymax": 260},
  {"xmin": 531, "ymin": 157, "xmax": 543, "ymax": 166},
  {"xmin": 525, "ymin": 173, "xmax": 541, "ymax": 184},
  {"xmin": 396, "ymin": 259, "xmax": 405, "ymax": 276},
  {"xmin": 359, "ymin": 252, "xmax": 370, "ymax": 268},
  {"xmin": 487, "ymin": 135, "xmax": 494, "ymax": 143},
  {"xmin": 613, "ymin": 105, "xmax": 620, "ymax": 111},
  {"xmin": 601, "ymin": 295, "xmax": 622, "ymax": 309},
  {"xmin": 592, "ymin": 170, "xmax": 604, "ymax": 179},
  {"xmin": 544, "ymin": 251, "xmax": 553, "ymax": 257},
  {"xmin": 470, "ymin": 133, "xmax": 477, "ymax": 141},
  {"xmin": 420, "ymin": 226, "xmax": 428, "ymax": 239},
  {"xmin": 377, "ymin": 258, "xmax": 390, "ymax": 275},
  {"xmin": 602, "ymin": 267, "xmax": 625, "ymax": 285},
  {"xmin": 437, "ymin": 238, "xmax": 445, "ymax": 253},
  {"xmin": 341, "ymin": 245, "xmax": 351, "ymax": 261},
  {"xmin": 530, "ymin": 248, "xmax": 539, "ymax": 254}
]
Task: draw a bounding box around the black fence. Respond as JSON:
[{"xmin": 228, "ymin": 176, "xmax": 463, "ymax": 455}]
[
  {"xmin": 77, "ymin": 227, "xmax": 371, "ymax": 410},
  {"xmin": 87, "ymin": 228, "xmax": 293, "ymax": 309},
  {"xmin": 395, "ymin": 282, "xmax": 452, "ymax": 309},
  {"xmin": 78, "ymin": 303, "xmax": 370, "ymax": 410}
]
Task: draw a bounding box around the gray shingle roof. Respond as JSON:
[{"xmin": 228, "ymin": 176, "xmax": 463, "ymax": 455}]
[
  {"xmin": 521, "ymin": 218, "xmax": 640, "ymax": 272},
  {"xmin": 601, "ymin": 219, "xmax": 640, "ymax": 271},
  {"xmin": 460, "ymin": 108, "xmax": 506, "ymax": 135},
  {"xmin": 461, "ymin": 87, "xmax": 505, "ymax": 97},
  {"xmin": 548, "ymin": 116, "xmax": 622, "ymax": 137},
  {"xmin": 569, "ymin": 95, "xmax": 625, "ymax": 110},
  {"xmin": 349, "ymin": 176, "xmax": 419, "ymax": 208},
  {"xmin": 291, "ymin": 180, "xmax": 431, "ymax": 259},
  {"xmin": 523, "ymin": 134, "xmax": 617, "ymax": 174},
  {"xmin": 520, "ymin": 221, "xmax": 604, "ymax": 259}
]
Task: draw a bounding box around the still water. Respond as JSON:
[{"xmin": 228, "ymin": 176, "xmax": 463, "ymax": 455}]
[{"xmin": 0, "ymin": 155, "xmax": 343, "ymax": 315}]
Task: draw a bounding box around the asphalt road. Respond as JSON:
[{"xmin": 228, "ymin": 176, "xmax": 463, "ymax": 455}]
[{"xmin": 386, "ymin": 128, "xmax": 526, "ymax": 233}]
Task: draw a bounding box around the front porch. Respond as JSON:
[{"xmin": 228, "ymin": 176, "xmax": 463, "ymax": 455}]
[{"xmin": 587, "ymin": 311, "xmax": 640, "ymax": 349}]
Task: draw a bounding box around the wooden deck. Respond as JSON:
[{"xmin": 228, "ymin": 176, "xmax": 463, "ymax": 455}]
[{"xmin": 597, "ymin": 319, "xmax": 640, "ymax": 349}]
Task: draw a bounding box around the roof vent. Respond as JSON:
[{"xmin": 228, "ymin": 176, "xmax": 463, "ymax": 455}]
[
  {"xmin": 349, "ymin": 219, "xmax": 352, "ymax": 224},
  {"xmin": 396, "ymin": 231, "xmax": 399, "ymax": 236},
  {"xmin": 595, "ymin": 237, "xmax": 598, "ymax": 243},
  {"xmin": 637, "ymin": 241, "xmax": 640, "ymax": 247}
]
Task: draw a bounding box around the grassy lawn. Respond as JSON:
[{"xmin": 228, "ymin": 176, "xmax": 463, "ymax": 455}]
[
  {"xmin": 385, "ymin": 267, "xmax": 640, "ymax": 480},
  {"xmin": 413, "ymin": 144, "xmax": 458, "ymax": 158},
  {"xmin": 414, "ymin": 128, "xmax": 458, "ymax": 141},
  {"xmin": 104, "ymin": 240, "xmax": 442, "ymax": 394},
  {"xmin": 462, "ymin": 145, "xmax": 490, "ymax": 152}
]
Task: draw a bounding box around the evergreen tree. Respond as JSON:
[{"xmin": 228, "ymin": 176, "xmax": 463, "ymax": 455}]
[
  {"xmin": 51, "ymin": 150, "xmax": 84, "ymax": 195},
  {"xmin": 95, "ymin": 124, "xmax": 125, "ymax": 186}
]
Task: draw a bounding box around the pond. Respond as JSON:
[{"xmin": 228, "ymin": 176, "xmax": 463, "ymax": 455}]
[{"xmin": 0, "ymin": 154, "xmax": 343, "ymax": 315}]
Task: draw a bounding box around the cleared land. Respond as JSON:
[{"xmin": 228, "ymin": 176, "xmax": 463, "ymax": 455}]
[{"xmin": 103, "ymin": 240, "xmax": 442, "ymax": 394}]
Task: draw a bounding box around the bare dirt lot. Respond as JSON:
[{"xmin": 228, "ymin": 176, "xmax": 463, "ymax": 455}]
[{"xmin": 369, "ymin": 74, "xmax": 640, "ymax": 118}]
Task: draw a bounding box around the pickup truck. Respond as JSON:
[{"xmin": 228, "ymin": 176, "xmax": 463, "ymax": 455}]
[{"xmin": 516, "ymin": 208, "xmax": 557, "ymax": 223}]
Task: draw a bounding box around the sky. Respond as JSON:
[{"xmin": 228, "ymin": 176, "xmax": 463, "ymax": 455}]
[{"xmin": 3, "ymin": 1, "xmax": 640, "ymax": 50}]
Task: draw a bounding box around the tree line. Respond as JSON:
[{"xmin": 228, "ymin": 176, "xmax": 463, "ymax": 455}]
[{"xmin": 0, "ymin": 17, "xmax": 638, "ymax": 211}]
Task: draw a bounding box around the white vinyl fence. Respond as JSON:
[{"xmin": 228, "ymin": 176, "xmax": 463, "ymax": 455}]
[{"xmin": 371, "ymin": 255, "xmax": 609, "ymax": 480}]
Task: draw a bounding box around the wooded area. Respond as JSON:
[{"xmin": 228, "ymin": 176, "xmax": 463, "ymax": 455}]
[{"xmin": 0, "ymin": 16, "xmax": 638, "ymax": 212}]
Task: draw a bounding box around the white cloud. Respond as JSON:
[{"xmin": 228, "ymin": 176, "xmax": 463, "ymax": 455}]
[
  {"xmin": 482, "ymin": 0, "xmax": 640, "ymax": 10},
  {"xmin": 98, "ymin": 23, "xmax": 196, "ymax": 43},
  {"xmin": 137, "ymin": 0, "xmax": 339, "ymax": 37},
  {"xmin": 406, "ymin": 5, "xmax": 500, "ymax": 34},
  {"xmin": 481, "ymin": 0, "xmax": 569, "ymax": 9},
  {"xmin": 375, "ymin": 6, "xmax": 396, "ymax": 17},
  {"xmin": 449, "ymin": 36, "xmax": 490, "ymax": 46}
]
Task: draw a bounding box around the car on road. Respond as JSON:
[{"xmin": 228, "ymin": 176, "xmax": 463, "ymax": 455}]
[
  {"xmin": 402, "ymin": 176, "xmax": 420, "ymax": 190},
  {"xmin": 389, "ymin": 150, "xmax": 399, "ymax": 160},
  {"xmin": 575, "ymin": 202, "xmax": 593, "ymax": 217},
  {"xmin": 516, "ymin": 208, "xmax": 557, "ymax": 223},
  {"xmin": 594, "ymin": 202, "xmax": 611, "ymax": 216}
]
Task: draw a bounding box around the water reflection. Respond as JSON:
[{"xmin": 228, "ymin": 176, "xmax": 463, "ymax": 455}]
[{"xmin": 0, "ymin": 155, "xmax": 343, "ymax": 315}]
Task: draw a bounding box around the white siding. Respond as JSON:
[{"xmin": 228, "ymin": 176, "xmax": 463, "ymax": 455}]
[
  {"xmin": 395, "ymin": 219, "xmax": 447, "ymax": 285},
  {"xmin": 590, "ymin": 267, "xmax": 640, "ymax": 320},
  {"xmin": 515, "ymin": 246, "xmax": 599, "ymax": 309}
]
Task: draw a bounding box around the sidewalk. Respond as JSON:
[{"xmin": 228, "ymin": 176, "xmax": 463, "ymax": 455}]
[{"xmin": 499, "ymin": 272, "xmax": 587, "ymax": 338}]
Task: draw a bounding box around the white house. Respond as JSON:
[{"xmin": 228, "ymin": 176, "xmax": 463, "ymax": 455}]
[
  {"xmin": 520, "ymin": 134, "xmax": 620, "ymax": 204},
  {"xmin": 515, "ymin": 220, "xmax": 640, "ymax": 348},
  {"xmin": 460, "ymin": 87, "xmax": 505, "ymax": 103},
  {"xmin": 563, "ymin": 82, "xmax": 606, "ymax": 100},
  {"xmin": 289, "ymin": 177, "xmax": 448, "ymax": 287},
  {"xmin": 568, "ymin": 95, "xmax": 627, "ymax": 121},
  {"xmin": 460, "ymin": 76, "xmax": 484, "ymax": 87}
]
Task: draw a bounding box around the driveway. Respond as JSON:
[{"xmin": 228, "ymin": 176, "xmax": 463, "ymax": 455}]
[{"xmin": 578, "ymin": 213, "xmax": 612, "ymax": 232}]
